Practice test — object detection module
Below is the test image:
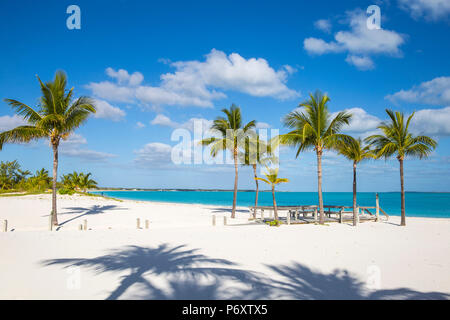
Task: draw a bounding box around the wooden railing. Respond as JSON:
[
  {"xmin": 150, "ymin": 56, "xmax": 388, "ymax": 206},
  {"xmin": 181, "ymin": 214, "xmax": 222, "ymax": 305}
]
[{"xmin": 249, "ymin": 194, "xmax": 389, "ymax": 224}]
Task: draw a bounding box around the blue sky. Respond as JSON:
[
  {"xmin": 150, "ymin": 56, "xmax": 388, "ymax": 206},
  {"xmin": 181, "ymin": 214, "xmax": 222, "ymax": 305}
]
[{"xmin": 1, "ymin": 0, "xmax": 449, "ymax": 191}]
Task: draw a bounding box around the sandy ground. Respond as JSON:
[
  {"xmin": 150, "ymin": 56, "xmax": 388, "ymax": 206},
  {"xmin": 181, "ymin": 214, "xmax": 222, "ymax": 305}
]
[{"xmin": 0, "ymin": 194, "xmax": 449, "ymax": 300}]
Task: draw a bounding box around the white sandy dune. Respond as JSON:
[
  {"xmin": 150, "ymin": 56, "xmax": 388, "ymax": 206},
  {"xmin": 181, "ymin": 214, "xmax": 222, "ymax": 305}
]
[{"xmin": 0, "ymin": 194, "xmax": 449, "ymax": 300}]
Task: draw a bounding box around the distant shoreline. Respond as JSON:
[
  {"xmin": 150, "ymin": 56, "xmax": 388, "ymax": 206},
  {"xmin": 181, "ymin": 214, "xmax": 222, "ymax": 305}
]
[{"xmin": 93, "ymin": 189, "xmax": 450, "ymax": 193}]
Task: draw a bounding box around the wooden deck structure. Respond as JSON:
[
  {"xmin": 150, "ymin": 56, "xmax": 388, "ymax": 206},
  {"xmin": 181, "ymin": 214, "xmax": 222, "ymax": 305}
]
[{"xmin": 249, "ymin": 194, "xmax": 389, "ymax": 225}]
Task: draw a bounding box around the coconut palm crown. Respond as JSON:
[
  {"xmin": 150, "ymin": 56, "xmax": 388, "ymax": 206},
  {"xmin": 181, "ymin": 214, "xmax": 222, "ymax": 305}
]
[
  {"xmin": 365, "ymin": 109, "xmax": 437, "ymax": 226},
  {"xmin": 280, "ymin": 90, "xmax": 353, "ymax": 224},
  {"xmin": 200, "ymin": 104, "xmax": 255, "ymax": 218},
  {"xmin": 0, "ymin": 71, "xmax": 96, "ymax": 225}
]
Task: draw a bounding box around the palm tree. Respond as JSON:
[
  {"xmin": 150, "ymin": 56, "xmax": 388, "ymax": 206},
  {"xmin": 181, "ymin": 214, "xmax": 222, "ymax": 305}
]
[
  {"xmin": 239, "ymin": 133, "xmax": 278, "ymax": 217},
  {"xmin": 0, "ymin": 71, "xmax": 96, "ymax": 225},
  {"xmin": 255, "ymin": 167, "xmax": 289, "ymax": 220},
  {"xmin": 336, "ymin": 138, "xmax": 374, "ymax": 226},
  {"xmin": 365, "ymin": 109, "xmax": 437, "ymax": 226},
  {"xmin": 78, "ymin": 172, "xmax": 98, "ymax": 192},
  {"xmin": 200, "ymin": 104, "xmax": 255, "ymax": 218},
  {"xmin": 281, "ymin": 91, "xmax": 353, "ymax": 224}
]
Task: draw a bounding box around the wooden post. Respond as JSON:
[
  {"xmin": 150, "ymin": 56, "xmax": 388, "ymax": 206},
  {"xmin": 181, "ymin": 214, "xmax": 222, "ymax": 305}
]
[
  {"xmin": 356, "ymin": 207, "xmax": 360, "ymax": 224},
  {"xmin": 83, "ymin": 219, "xmax": 88, "ymax": 231},
  {"xmin": 261, "ymin": 209, "xmax": 264, "ymax": 221},
  {"xmin": 314, "ymin": 208, "xmax": 318, "ymax": 222},
  {"xmin": 287, "ymin": 211, "xmax": 291, "ymax": 225},
  {"xmin": 78, "ymin": 224, "xmax": 83, "ymax": 231},
  {"xmin": 376, "ymin": 193, "xmax": 380, "ymax": 222},
  {"xmin": 339, "ymin": 208, "xmax": 343, "ymax": 223},
  {"xmin": 295, "ymin": 208, "xmax": 298, "ymax": 221},
  {"xmin": 212, "ymin": 215, "xmax": 216, "ymax": 226},
  {"xmin": 145, "ymin": 220, "xmax": 149, "ymax": 229},
  {"xmin": 2, "ymin": 220, "xmax": 7, "ymax": 232},
  {"xmin": 223, "ymin": 216, "xmax": 227, "ymax": 226},
  {"xmin": 136, "ymin": 218, "xmax": 141, "ymax": 229}
]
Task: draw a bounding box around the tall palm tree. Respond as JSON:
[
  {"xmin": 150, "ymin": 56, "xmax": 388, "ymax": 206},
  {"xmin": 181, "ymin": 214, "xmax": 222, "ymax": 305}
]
[
  {"xmin": 365, "ymin": 109, "xmax": 437, "ymax": 226},
  {"xmin": 255, "ymin": 167, "xmax": 289, "ymax": 220},
  {"xmin": 336, "ymin": 138, "xmax": 374, "ymax": 226},
  {"xmin": 281, "ymin": 91, "xmax": 353, "ymax": 224},
  {"xmin": 0, "ymin": 71, "xmax": 96, "ymax": 225},
  {"xmin": 200, "ymin": 104, "xmax": 255, "ymax": 218},
  {"xmin": 239, "ymin": 134, "xmax": 278, "ymax": 217}
]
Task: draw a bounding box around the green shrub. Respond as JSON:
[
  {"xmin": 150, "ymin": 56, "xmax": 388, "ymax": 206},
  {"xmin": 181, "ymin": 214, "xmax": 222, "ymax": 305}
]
[
  {"xmin": 58, "ymin": 187, "xmax": 75, "ymax": 195},
  {"xmin": 266, "ymin": 220, "xmax": 282, "ymax": 227}
]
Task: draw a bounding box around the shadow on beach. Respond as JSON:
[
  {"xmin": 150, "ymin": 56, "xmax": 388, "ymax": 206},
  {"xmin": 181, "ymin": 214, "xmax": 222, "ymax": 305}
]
[
  {"xmin": 42, "ymin": 244, "xmax": 450, "ymax": 300},
  {"xmin": 56, "ymin": 205, "xmax": 127, "ymax": 228},
  {"xmin": 209, "ymin": 207, "xmax": 250, "ymax": 214}
]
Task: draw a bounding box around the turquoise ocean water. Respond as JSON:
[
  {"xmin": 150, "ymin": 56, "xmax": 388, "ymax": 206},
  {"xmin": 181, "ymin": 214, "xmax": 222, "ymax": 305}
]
[{"xmin": 92, "ymin": 191, "xmax": 450, "ymax": 218}]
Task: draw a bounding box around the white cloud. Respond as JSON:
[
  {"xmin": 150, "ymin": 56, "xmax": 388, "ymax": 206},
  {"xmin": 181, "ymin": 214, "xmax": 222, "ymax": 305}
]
[
  {"xmin": 304, "ymin": 9, "xmax": 405, "ymax": 70},
  {"xmin": 151, "ymin": 114, "xmax": 178, "ymax": 127},
  {"xmin": 303, "ymin": 38, "xmax": 342, "ymax": 55},
  {"xmin": 60, "ymin": 133, "xmax": 87, "ymax": 146},
  {"xmin": 386, "ymin": 76, "xmax": 450, "ymax": 106},
  {"xmin": 61, "ymin": 148, "xmax": 117, "ymax": 161},
  {"xmin": 93, "ymin": 99, "xmax": 126, "ymax": 121},
  {"xmin": 0, "ymin": 115, "xmax": 27, "ymax": 132},
  {"xmin": 151, "ymin": 114, "xmax": 213, "ymax": 131},
  {"xmin": 255, "ymin": 122, "xmax": 271, "ymax": 129},
  {"xmin": 314, "ymin": 19, "xmax": 332, "ymax": 33},
  {"xmin": 345, "ymin": 55, "xmax": 375, "ymax": 70},
  {"xmin": 134, "ymin": 142, "xmax": 173, "ymax": 167},
  {"xmin": 337, "ymin": 107, "xmax": 382, "ymax": 133},
  {"xmin": 105, "ymin": 68, "xmax": 143, "ymax": 86},
  {"xmin": 60, "ymin": 133, "xmax": 117, "ymax": 162},
  {"xmin": 398, "ymin": 0, "xmax": 450, "ymax": 21},
  {"xmin": 136, "ymin": 121, "xmax": 146, "ymax": 128},
  {"xmin": 87, "ymin": 50, "xmax": 299, "ymax": 109},
  {"xmin": 410, "ymin": 106, "xmax": 450, "ymax": 136},
  {"xmin": 86, "ymin": 81, "xmax": 135, "ymax": 103}
]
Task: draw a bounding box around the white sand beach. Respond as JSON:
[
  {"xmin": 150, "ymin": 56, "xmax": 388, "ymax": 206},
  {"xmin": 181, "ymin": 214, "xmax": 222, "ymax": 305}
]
[{"xmin": 0, "ymin": 194, "xmax": 449, "ymax": 300}]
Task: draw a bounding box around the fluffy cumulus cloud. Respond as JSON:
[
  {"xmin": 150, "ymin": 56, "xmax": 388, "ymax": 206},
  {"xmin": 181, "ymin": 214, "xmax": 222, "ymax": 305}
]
[
  {"xmin": 93, "ymin": 99, "xmax": 126, "ymax": 121},
  {"xmin": 304, "ymin": 9, "xmax": 405, "ymax": 70},
  {"xmin": 386, "ymin": 76, "xmax": 450, "ymax": 106},
  {"xmin": 0, "ymin": 115, "xmax": 27, "ymax": 132},
  {"xmin": 86, "ymin": 50, "xmax": 299, "ymax": 109},
  {"xmin": 86, "ymin": 81, "xmax": 135, "ymax": 103},
  {"xmin": 151, "ymin": 114, "xmax": 213, "ymax": 131},
  {"xmin": 410, "ymin": 106, "xmax": 450, "ymax": 136},
  {"xmin": 60, "ymin": 133, "xmax": 116, "ymax": 162},
  {"xmin": 398, "ymin": 0, "xmax": 450, "ymax": 21},
  {"xmin": 345, "ymin": 55, "xmax": 374, "ymax": 70},
  {"xmin": 105, "ymin": 68, "xmax": 143, "ymax": 86},
  {"xmin": 334, "ymin": 107, "xmax": 382, "ymax": 133}
]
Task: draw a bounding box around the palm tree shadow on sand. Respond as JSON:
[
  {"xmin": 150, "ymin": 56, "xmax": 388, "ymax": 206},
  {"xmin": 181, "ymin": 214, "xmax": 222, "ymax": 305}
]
[
  {"xmin": 266, "ymin": 263, "xmax": 449, "ymax": 300},
  {"xmin": 56, "ymin": 205, "xmax": 127, "ymax": 228},
  {"xmin": 42, "ymin": 244, "xmax": 449, "ymax": 300},
  {"xmin": 42, "ymin": 244, "xmax": 270, "ymax": 299}
]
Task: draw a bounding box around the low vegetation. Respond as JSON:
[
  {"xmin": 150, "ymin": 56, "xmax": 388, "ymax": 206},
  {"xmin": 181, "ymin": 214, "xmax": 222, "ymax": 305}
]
[{"xmin": 0, "ymin": 160, "xmax": 97, "ymax": 195}]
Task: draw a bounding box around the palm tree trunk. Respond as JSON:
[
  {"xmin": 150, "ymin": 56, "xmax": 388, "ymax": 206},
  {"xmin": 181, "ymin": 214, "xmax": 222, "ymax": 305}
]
[
  {"xmin": 253, "ymin": 164, "xmax": 258, "ymax": 218},
  {"xmin": 272, "ymin": 186, "xmax": 278, "ymax": 220},
  {"xmin": 232, "ymin": 148, "xmax": 238, "ymax": 219},
  {"xmin": 399, "ymin": 158, "xmax": 406, "ymax": 226},
  {"xmin": 317, "ymin": 149, "xmax": 324, "ymax": 224},
  {"xmin": 51, "ymin": 143, "xmax": 59, "ymax": 226},
  {"xmin": 353, "ymin": 161, "xmax": 357, "ymax": 227}
]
